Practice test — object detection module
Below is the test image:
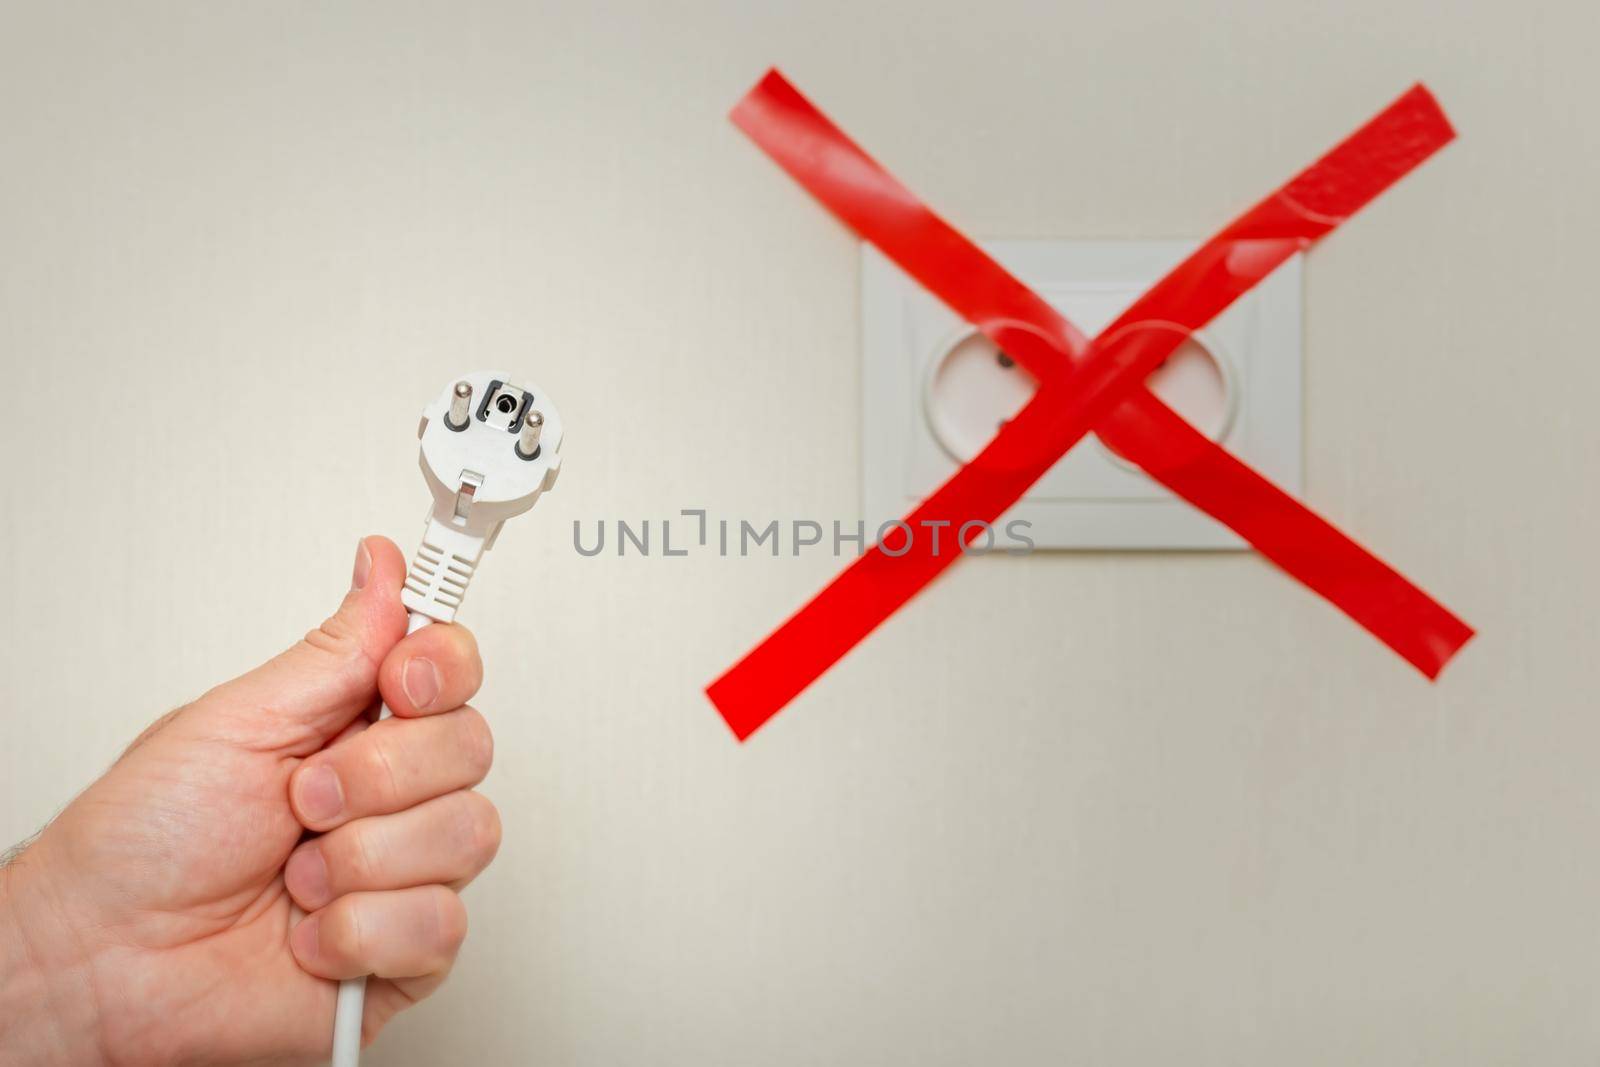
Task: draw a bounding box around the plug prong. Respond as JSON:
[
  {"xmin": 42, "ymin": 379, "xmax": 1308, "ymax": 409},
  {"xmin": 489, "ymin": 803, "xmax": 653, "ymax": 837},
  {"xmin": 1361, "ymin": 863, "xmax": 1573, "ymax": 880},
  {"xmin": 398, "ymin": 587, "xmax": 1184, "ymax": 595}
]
[
  {"xmin": 517, "ymin": 410, "xmax": 544, "ymax": 459},
  {"xmin": 446, "ymin": 380, "xmax": 473, "ymax": 431}
]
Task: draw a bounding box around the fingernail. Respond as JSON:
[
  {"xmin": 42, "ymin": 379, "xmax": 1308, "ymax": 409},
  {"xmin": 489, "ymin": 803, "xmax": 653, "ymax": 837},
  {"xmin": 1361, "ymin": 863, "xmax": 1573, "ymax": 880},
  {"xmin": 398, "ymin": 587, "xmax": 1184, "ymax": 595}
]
[
  {"xmin": 285, "ymin": 845, "xmax": 331, "ymax": 909},
  {"xmin": 352, "ymin": 539, "xmax": 371, "ymax": 590},
  {"xmin": 402, "ymin": 657, "xmax": 441, "ymax": 712},
  {"xmin": 295, "ymin": 764, "xmax": 344, "ymax": 824},
  {"xmin": 291, "ymin": 915, "xmax": 321, "ymax": 961}
]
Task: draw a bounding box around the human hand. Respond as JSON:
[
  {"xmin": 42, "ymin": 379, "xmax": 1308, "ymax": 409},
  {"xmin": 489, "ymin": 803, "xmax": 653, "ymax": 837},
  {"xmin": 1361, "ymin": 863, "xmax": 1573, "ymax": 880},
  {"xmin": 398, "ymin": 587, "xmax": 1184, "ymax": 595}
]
[{"xmin": 0, "ymin": 537, "xmax": 501, "ymax": 1065}]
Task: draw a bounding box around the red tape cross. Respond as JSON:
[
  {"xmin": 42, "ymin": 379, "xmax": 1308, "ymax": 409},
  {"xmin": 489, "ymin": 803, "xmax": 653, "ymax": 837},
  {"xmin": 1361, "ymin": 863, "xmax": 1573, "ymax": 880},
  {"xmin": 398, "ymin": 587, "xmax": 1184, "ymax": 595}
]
[{"xmin": 709, "ymin": 70, "xmax": 1473, "ymax": 741}]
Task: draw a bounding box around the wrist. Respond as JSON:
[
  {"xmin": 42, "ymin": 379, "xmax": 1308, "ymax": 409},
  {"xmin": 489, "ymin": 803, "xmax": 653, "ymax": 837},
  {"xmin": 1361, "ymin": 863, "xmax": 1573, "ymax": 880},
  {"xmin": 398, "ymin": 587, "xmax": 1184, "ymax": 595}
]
[{"xmin": 0, "ymin": 848, "xmax": 105, "ymax": 1066}]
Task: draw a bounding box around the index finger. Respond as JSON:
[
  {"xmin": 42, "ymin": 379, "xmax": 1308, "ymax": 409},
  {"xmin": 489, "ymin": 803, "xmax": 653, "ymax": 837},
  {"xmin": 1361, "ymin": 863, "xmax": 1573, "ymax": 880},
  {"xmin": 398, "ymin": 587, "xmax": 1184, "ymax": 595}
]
[{"xmin": 378, "ymin": 621, "xmax": 483, "ymax": 717}]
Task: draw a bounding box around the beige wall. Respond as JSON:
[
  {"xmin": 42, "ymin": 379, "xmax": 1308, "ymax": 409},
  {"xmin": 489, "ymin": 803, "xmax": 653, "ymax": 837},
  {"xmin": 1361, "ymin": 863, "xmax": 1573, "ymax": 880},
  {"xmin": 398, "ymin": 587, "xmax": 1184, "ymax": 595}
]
[{"xmin": 2, "ymin": 0, "xmax": 1597, "ymax": 1062}]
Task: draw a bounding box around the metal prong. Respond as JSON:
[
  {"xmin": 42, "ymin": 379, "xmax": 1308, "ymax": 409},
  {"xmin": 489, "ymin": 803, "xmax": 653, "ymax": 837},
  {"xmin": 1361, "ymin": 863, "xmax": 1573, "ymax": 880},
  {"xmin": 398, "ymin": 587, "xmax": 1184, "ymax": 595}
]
[
  {"xmin": 517, "ymin": 410, "xmax": 544, "ymax": 459},
  {"xmin": 446, "ymin": 380, "xmax": 473, "ymax": 431}
]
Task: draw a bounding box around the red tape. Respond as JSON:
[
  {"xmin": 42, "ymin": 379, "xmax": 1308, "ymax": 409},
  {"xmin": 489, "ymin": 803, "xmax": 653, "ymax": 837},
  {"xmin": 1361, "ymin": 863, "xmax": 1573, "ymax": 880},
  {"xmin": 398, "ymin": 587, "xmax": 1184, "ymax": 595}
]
[{"xmin": 709, "ymin": 70, "xmax": 1473, "ymax": 741}]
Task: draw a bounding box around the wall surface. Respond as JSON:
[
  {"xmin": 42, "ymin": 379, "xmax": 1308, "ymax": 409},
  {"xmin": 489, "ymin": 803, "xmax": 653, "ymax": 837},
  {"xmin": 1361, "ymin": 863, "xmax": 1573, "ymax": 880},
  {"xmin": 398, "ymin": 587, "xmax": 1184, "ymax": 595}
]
[{"xmin": 1, "ymin": 1, "xmax": 1597, "ymax": 1063}]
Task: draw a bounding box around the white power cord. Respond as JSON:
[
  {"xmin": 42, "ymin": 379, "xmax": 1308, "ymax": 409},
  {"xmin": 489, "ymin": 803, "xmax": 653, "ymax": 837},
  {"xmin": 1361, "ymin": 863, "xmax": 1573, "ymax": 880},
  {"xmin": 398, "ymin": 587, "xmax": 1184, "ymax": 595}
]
[{"xmin": 329, "ymin": 372, "xmax": 563, "ymax": 1067}]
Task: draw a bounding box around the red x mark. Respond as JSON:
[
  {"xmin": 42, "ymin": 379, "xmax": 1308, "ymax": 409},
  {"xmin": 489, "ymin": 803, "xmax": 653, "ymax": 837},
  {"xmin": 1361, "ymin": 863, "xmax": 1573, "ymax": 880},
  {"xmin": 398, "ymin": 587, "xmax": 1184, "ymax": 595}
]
[{"xmin": 709, "ymin": 70, "xmax": 1473, "ymax": 741}]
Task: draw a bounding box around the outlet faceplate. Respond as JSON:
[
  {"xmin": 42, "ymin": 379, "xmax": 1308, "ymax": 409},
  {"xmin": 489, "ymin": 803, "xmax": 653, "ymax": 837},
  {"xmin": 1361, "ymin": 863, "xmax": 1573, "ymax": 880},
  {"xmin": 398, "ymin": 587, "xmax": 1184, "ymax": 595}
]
[{"xmin": 861, "ymin": 240, "xmax": 1303, "ymax": 550}]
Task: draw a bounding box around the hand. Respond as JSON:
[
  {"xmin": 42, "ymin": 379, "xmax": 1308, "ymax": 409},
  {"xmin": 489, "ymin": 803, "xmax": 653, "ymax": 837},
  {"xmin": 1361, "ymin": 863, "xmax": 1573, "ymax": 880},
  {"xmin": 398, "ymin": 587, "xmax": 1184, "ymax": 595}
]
[{"xmin": 0, "ymin": 537, "xmax": 501, "ymax": 1065}]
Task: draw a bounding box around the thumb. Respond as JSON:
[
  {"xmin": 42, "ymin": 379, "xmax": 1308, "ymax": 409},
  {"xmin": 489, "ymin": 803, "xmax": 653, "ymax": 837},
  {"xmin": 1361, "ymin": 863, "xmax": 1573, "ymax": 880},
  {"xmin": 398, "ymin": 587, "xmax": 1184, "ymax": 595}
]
[{"xmin": 195, "ymin": 536, "xmax": 411, "ymax": 753}]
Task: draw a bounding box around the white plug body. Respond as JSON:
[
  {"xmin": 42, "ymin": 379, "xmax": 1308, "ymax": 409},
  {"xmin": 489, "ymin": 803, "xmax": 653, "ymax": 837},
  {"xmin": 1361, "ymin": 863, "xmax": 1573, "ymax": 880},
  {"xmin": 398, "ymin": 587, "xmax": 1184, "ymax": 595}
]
[{"xmin": 402, "ymin": 371, "xmax": 564, "ymax": 623}]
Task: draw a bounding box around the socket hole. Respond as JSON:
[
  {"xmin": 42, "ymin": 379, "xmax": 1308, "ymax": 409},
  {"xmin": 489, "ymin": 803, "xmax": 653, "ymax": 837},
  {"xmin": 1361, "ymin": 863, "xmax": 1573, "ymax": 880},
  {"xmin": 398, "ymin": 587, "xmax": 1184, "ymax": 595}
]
[
  {"xmin": 1146, "ymin": 337, "xmax": 1228, "ymax": 438},
  {"xmin": 1096, "ymin": 328, "xmax": 1239, "ymax": 473},
  {"xmin": 925, "ymin": 333, "xmax": 1035, "ymax": 462}
]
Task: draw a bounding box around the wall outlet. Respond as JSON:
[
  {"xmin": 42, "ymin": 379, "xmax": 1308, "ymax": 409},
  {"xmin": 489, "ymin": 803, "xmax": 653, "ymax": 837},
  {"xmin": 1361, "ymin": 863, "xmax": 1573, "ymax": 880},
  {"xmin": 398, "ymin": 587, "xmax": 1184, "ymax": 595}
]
[{"xmin": 861, "ymin": 240, "xmax": 1303, "ymax": 550}]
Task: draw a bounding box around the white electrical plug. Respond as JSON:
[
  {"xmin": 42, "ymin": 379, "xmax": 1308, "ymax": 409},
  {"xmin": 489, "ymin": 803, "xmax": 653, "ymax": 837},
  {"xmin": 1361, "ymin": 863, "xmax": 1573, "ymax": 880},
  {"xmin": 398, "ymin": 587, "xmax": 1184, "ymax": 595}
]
[
  {"xmin": 402, "ymin": 370, "xmax": 564, "ymax": 623},
  {"xmin": 331, "ymin": 371, "xmax": 563, "ymax": 1067}
]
